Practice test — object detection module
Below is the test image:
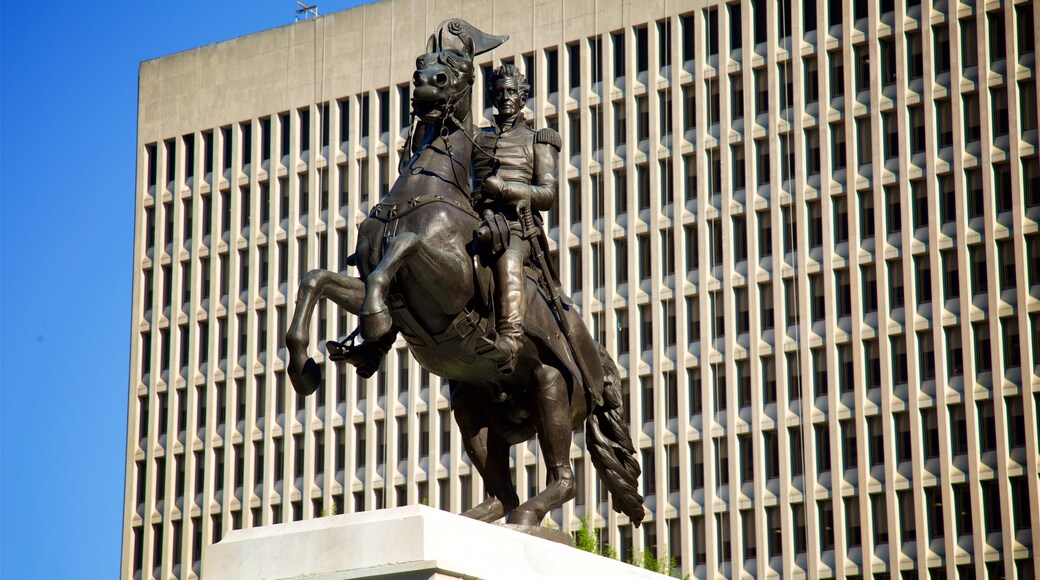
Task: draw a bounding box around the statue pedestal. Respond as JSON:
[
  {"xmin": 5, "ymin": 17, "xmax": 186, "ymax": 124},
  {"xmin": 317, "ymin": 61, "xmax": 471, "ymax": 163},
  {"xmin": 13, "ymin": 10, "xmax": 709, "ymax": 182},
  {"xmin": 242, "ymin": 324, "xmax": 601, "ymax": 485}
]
[{"xmin": 202, "ymin": 504, "xmax": 663, "ymax": 579}]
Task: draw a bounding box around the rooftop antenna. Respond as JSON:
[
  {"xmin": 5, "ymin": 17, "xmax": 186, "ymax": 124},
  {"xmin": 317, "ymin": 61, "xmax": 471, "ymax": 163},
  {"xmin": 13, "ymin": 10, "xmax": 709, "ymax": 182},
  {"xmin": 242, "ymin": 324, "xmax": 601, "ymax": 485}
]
[{"xmin": 295, "ymin": 1, "xmax": 318, "ymax": 20}]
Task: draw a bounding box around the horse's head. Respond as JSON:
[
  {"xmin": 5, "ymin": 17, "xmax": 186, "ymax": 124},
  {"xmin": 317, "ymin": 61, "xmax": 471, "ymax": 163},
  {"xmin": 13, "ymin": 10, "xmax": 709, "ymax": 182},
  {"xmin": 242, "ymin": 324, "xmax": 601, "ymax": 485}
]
[{"xmin": 412, "ymin": 19, "xmax": 508, "ymax": 127}]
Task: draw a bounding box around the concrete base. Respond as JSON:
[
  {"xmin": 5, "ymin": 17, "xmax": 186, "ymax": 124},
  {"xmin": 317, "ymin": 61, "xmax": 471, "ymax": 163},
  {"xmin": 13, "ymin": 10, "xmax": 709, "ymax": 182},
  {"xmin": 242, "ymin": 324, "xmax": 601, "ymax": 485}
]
[{"xmin": 202, "ymin": 505, "xmax": 663, "ymax": 580}]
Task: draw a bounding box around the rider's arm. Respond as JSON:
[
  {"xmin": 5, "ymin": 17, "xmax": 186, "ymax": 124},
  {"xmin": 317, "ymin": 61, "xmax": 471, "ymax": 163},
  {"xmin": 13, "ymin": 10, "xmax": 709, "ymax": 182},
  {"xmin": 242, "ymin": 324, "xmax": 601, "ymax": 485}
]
[{"xmin": 499, "ymin": 129, "xmax": 560, "ymax": 211}]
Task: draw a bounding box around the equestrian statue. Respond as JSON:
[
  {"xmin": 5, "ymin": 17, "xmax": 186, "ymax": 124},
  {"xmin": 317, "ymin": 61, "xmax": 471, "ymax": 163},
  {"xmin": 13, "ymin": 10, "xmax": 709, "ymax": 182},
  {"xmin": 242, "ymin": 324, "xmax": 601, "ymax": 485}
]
[{"xmin": 284, "ymin": 18, "xmax": 644, "ymax": 530}]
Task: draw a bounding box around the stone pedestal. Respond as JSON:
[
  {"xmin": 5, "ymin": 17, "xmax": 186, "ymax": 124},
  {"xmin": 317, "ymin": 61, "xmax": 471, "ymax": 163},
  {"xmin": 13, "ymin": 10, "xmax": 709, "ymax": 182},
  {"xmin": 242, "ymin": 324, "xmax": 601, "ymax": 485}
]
[{"xmin": 202, "ymin": 504, "xmax": 664, "ymax": 579}]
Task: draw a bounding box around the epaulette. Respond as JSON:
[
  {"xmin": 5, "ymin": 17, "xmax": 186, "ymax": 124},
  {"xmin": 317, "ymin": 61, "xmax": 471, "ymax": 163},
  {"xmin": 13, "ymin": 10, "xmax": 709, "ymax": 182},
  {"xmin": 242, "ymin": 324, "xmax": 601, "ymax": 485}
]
[{"xmin": 535, "ymin": 128, "xmax": 562, "ymax": 151}]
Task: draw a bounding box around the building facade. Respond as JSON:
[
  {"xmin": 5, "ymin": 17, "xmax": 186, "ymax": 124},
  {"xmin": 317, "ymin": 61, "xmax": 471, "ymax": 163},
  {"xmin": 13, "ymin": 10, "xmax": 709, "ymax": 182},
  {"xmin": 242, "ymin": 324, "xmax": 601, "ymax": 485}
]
[{"xmin": 123, "ymin": 0, "xmax": 1040, "ymax": 578}]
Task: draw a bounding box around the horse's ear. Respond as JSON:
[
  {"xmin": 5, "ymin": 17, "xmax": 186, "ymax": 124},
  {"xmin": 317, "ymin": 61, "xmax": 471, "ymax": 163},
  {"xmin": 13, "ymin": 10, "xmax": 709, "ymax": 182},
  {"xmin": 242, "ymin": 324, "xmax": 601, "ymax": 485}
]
[
  {"xmin": 426, "ymin": 34, "xmax": 438, "ymax": 55},
  {"xmin": 463, "ymin": 35, "xmax": 475, "ymax": 58}
]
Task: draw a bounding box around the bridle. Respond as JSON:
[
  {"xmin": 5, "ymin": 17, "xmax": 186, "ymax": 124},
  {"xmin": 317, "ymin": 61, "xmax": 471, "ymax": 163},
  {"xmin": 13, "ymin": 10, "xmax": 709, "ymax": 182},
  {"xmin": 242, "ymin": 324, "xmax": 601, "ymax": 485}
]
[{"xmin": 398, "ymin": 58, "xmax": 500, "ymax": 198}]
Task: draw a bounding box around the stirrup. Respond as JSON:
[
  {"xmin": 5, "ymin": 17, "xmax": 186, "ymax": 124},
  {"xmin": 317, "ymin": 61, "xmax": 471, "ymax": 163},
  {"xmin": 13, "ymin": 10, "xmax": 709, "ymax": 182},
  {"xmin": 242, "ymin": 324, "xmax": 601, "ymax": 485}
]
[
  {"xmin": 475, "ymin": 333, "xmax": 520, "ymax": 375},
  {"xmin": 327, "ymin": 328, "xmax": 382, "ymax": 379}
]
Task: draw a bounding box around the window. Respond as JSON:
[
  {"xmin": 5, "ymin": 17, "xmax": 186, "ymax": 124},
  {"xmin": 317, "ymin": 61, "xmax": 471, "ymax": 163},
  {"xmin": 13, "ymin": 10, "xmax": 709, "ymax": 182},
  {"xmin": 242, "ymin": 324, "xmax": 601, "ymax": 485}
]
[
  {"xmin": 637, "ymin": 234, "xmax": 651, "ymax": 279},
  {"xmin": 829, "ymin": 50, "xmax": 844, "ymax": 97},
  {"xmin": 978, "ymin": 400, "xmax": 997, "ymax": 452},
  {"xmin": 988, "ymin": 11, "xmax": 1007, "ymax": 65},
  {"xmin": 862, "ymin": 265, "xmax": 878, "ymax": 312},
  {"xmin": 760, "ymin": 283, "xmax": 774, "ymax": 330},
  {"xmin": 706, "ymin": 7, "xmax": 719, "ymax": 56},
  {"xmin": 971, "ymin": 244, "xmax": 988, "ymax": 295},
  {"xmin": 636, "ymin": 96, "xmax": 649, "ymax": 141},
  {"xmin": 296, "ymin": 107, "xmax": 311, "ymax": 155},
  {"xmin": 856, "ymin": 189, "xmax": 873, "ymax": 236},
  {"xmin": 684, "ymin": 440, "xmax": 704, "ymax": 491},
  {"xmin": 881, "ymin": 39, "xmax": 896, "ymax": 85},
  {"xmin": 754, "ymin": 69, "xmax": 768, "ymax": 116},
  {"xmin": 611, "ymin": 31, "xmax": 626, "ymax": 80},
  {"xmin": 846, "ymin": 496, "xmax": 861, "ymax": 547},
  {"xmin": 753, "ymin": 0, "xmax": 768, "ymax": 45},
  {"xmin": 869, "ymin": 416, "xmax": 885, "ymax": 466},
  {"xmin": 872, "ymin": 494, "xmax": 889, "ymax": 545},
  {"xmin": 812, "ymin": 348, "xmax": 827, "ymax": 399},
  {"xmin": 820, "ymin": 501, "xmax": 834, "ymax": 551},
  {"xmin": 832, "ymin": 124, "xmax": 846, "ymax": 169},
  {"xmin": 809, "ymin": 201, "xmax": 822, "ymax": 247},
  {"xmin": 757, "ymin": 139, "xmax": 770, "ymax": 185},
  {"xmin": 657, "ymin": 19, "xmax": 671, "ymax": 69},
  {"xmin": 889, "ymin": 259, "xmax": 904, "ymax": 308},
  {"xmin": 907, "ymin": 31, "xmax": 924, "ymax": 79},
  {"xmin": 910, "ymin": 105, "xmax": 926, "ymax": 154},
  {"xmin": 964, "ymin": 92, "xmax": 981, "ymax": 142},
  {"xmin": 865, "ymin": 339, "xmax": 881, "ymax": 388},
  {"xmin": 854, "ymin": 45, "xmax": 869, "ymax": 93},
  {"xmin": 961, "ymin": 19, "xmax": 978, "ymax": 68},
  {"xmin": 811, "ymin": 274, "xmax": 825, "ymax": 321},
  {"xmin": 992, "ymin": 87, "xmax": 1009, "ymax": 136},
  {"xmin": 762, "ymin": 356, "xmax": 776, "ymax": 404},
  {"xmin": 657, "ymin": 92, "xmax": 673, "ymax": 140},
  {"xmin": 805, "ymin": 57, "xmax": 819, "ymax": 103},
  {"xmin": 954, "ymin": 483, "xmax": 972, "ymax": 536},
  {"xmin": 839, "ymin": 345, "xmax": 854, "ymax": 392},
  {"xmin": 816, "ymin": 424, "xmax": 831, "ymax": 474},
  {"xmin": 635, "ymin": 26, "xmax": 648, "ymax": 74},
  {"xmin": 916, "ymin": 255, "xmax": 932, "ymax": 305},
  {"xmin": 709, "ymin": 78, "xmax": 720, "ymax": 122},
  {"xmin": 567, "ymin": 42, "xmax": 580, "ymax": 90},
  {"xmin": 807, "ymin": 129, "xmax": 820, "ymax": 175},
  {"xmin": 919, "ymin": 331, "xmax": 936, "ymax": 381},
  {"xmin": 934, "ymin": 25, "xmax": 951, "ymax": 74}
]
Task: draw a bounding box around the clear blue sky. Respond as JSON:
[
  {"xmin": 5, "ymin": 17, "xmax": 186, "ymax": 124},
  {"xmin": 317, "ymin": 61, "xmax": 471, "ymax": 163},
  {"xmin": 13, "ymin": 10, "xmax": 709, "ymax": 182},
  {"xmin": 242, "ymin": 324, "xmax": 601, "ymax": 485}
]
[{"xmin": 0, "ymin": 2, "xmax": 367, "ymax": 577}]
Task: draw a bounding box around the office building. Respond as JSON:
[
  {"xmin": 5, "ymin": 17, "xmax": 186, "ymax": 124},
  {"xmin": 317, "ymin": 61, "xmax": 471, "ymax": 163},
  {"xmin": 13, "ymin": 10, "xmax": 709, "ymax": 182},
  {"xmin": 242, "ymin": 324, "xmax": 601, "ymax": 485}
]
[{"xmin": 123, "ymin": 0, "xmax": 1040, "ymax": 577}]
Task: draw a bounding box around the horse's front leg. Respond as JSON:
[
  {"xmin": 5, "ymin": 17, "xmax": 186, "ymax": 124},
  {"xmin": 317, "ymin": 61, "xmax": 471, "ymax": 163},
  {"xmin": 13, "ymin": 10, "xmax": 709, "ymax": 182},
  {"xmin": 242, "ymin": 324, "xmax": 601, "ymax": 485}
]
[
  {"xmin": 361, "ymin": 231, "xmax": 467, "ymax": 340},
  {"xmin": 286, "ymin": 269, "xmax": 365, "ymax": 395},
  {"xmin": 508, "ymin": 364, "xmax": 576, "ymax": 527}
]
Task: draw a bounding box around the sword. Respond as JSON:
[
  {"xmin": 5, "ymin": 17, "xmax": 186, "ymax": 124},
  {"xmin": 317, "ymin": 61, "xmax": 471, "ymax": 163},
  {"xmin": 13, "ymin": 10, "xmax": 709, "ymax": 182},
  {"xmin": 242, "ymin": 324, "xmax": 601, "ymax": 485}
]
[{"xmin": 516, "ymin": 199, "xmax": 597, "ymax": 391}]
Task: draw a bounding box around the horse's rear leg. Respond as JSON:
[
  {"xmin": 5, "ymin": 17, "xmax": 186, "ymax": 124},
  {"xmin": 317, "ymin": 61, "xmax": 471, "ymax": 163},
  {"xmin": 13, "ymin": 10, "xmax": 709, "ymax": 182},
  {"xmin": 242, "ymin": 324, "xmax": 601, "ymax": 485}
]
[
  {"xmin": 453, "ymin": 384, "xmax": 519, "ymax": 522},
  {"xmin": 508, "ymin": 364, "xmax": 576, "ymax": 527},
  {"xmin": 286, "ymin": 269, "xmax": 365, "ymax": 395}
]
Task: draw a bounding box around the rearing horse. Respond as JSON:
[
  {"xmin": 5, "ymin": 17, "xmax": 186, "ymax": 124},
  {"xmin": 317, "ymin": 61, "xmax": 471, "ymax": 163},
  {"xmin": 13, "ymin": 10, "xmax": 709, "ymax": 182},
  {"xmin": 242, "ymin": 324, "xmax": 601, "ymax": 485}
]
[{"xmin": 285, "ymin": 19, "xmax": 644, "ymax": 529}]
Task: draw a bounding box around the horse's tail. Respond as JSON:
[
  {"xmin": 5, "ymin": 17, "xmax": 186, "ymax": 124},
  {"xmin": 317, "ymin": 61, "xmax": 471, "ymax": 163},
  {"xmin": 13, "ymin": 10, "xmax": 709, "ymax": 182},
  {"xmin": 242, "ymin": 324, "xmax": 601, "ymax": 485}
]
[{"xmin": 585, "ymin": 343, "xmax": 645, "ymax": 527}]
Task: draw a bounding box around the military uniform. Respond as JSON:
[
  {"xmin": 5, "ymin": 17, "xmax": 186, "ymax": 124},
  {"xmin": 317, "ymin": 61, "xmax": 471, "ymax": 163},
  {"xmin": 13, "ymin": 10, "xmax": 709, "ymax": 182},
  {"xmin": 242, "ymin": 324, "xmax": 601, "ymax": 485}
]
[{"xmin": 472, "ymin": 113, "xmax": 561, "ymax": 371}]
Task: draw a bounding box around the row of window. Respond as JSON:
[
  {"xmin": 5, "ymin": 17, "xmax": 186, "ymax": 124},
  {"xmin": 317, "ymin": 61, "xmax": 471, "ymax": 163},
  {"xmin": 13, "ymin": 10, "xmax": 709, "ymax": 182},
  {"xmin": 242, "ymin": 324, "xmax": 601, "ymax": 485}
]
[
  {"xmin": 133, "ymin": 509, "xmax": 1039, "ymax": 580},
  {"xmin": 137, "ymin": 383, "xmax": 1036, "ymax": 512},
  {"xmin": 529, "ymin": 2, "xmax": 1038, "ymax": 94},
  {"xmin": 140, "ymin": 234, "xmax": 1040, "ymax": 398},
  {"xmin": 143, "ymin": 143, "xmax": 1040, "ymax": 295},
  {"xmin": 143, "ymin": 86, "xmax": 1040, "ymax": 259},
  {"xmin": 132, "ymin": 439, "xmax": 1038, "ymax": 576}
]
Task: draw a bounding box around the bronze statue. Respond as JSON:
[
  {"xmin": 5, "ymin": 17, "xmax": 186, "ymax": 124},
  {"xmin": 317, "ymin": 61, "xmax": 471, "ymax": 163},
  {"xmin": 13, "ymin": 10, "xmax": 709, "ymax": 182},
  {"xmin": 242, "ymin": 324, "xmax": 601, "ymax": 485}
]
[{"xmin": 285, "ymin": 19, "xmax": 644, "ymax": 529}]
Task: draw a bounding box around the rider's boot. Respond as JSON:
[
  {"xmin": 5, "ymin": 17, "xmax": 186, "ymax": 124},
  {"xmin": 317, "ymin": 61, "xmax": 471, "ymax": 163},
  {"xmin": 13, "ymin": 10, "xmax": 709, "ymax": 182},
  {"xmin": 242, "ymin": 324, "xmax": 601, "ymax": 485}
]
[
  {"xmin": 327, "ymin": 328, "xmax": 398, "ymax": 379},
  {"xmin": 489, "ymin": 249, "xmax": 527, "ymax": 374}
]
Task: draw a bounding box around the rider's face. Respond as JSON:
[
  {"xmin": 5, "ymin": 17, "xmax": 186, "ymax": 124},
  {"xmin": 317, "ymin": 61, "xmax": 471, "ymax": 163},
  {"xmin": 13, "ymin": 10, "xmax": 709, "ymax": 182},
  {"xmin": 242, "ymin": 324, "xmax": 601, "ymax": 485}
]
[{"xmin": 493, "ymin": 78, "xmax": 524, "ymax": 117}]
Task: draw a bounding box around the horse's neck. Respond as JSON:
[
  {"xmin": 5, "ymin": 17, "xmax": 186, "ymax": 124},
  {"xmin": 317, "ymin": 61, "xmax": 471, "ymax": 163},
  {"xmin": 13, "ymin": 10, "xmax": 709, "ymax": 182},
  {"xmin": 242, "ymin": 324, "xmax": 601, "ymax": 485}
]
[{"xmin": 397, "ymin": 122, "xmax": 473, "ymax": 201}]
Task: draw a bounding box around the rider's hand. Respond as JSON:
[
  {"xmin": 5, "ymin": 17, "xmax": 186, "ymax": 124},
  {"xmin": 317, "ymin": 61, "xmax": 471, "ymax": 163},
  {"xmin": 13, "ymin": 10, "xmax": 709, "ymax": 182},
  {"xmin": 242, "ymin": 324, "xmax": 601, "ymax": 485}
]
[{"xmin": 482, "ymin": 175, "xmax": 505, "ymax": 198}]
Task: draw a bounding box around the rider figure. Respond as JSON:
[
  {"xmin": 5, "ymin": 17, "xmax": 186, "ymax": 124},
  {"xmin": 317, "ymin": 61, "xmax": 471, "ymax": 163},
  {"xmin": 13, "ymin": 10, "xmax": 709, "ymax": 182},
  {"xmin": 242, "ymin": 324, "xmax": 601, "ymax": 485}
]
[{"xmin": 472, "ymin": 64, "xmax": 561, "ymax": 373}]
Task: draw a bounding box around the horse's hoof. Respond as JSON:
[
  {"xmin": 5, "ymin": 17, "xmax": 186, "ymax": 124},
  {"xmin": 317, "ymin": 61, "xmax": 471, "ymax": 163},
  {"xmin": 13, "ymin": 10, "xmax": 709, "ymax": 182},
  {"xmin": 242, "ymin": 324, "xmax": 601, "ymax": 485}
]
[
  {"xmin": 461, "ymin": 497, "xmax": 505, "ymax": 523},
  {"xmin": 289, "ymin": 358, "xmax": 322, "ymax": 396},
  {"xmin": 360, "ymin": 307, "xmax": 392, "ymax": 341},
  {"xmin": 505, "ymin": 509, "xmax": 541, "ymax": 527}
]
